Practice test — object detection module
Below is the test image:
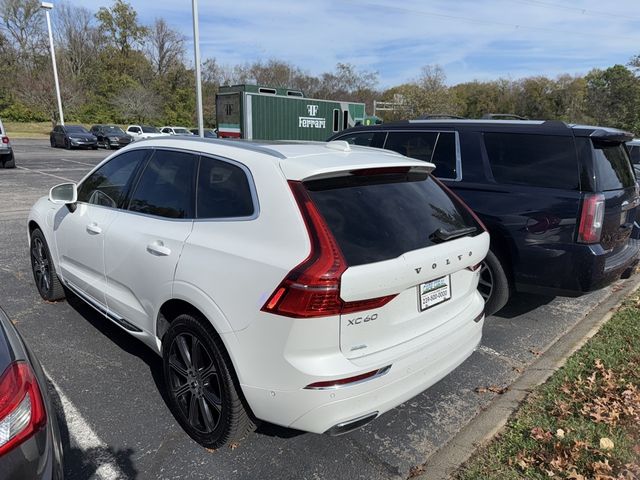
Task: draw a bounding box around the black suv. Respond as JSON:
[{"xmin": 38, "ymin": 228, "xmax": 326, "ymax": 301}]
[{"xmin": 329, "ymin": 120, "xmax": 640, "ymax": 315}]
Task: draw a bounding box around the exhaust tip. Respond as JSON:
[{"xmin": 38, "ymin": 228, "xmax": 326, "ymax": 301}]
[{"xmin": 324, "ymin": 411, "xmax": 378, "ymax": 436}]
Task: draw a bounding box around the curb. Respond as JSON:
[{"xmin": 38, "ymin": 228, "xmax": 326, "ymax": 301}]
[{"xmin": 415, "ymin": 275, "xmax": 640, "ymax": 480}]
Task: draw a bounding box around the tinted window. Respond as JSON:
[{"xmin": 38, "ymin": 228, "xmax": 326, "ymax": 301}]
[
  {"xmin": 305, "ymin": 171, "xmax": 479, "ymax": 266},
  {"xmin": 338, "ymin": 132, "xmax": 376, "ymax": 147},
  {"xmin": 66, "ymin": 125, "xmax": 88, "ymax": 133},
  {"xmin": 128, "ymin": 150, "xmax": 197, "ymax": 219},
  {"xmin": 593, "ymin": 141, "xmax": 635, "ymax": 191},
  {"xmin": 197, "ymin": 157, "xmax": 254, "ymax": 218},
  {"xmin": 384, "ymin": 131, "xmax": 458, "ymax": 179},
  {"xmin": 77, "ymin": 149, "xmax": 148, "ymax": 207},
  {"xmin": 484, "ymin": 133, "xmax": 578, "ymax": 189},
  {"xmin": 627, "ymin": 145, "xmax": 640, "ymax": 165},
  {"xmin": 142, "ymin": 126, "xmax": 159, "ymax": 133}
]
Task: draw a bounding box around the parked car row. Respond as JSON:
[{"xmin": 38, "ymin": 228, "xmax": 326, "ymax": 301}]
[
  {"xmin": 49, "ymin": 124, "xmax": 218, "ymax": 150},
  {"xmin": 329, "ymin": 119, "xmax": 640, "ymax": 315}
]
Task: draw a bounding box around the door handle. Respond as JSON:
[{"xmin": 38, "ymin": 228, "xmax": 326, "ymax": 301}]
[
  {"xmin": 86, "ymin": 223, "xmax": 102, "ymax": 235},
  {"xmin": 146, "ymin": 241, "xmax": 171, "ymax": 257}
]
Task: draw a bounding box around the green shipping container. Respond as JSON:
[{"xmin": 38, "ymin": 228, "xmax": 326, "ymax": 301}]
[{"xmin": 216, "ymin": 85, "xmax": 366, "ymax": 141}]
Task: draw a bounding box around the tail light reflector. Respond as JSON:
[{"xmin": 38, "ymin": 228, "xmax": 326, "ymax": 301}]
[
  {"xmin": 261, "ymin": 181, "xmax": 396, "ymax": 318},
  {"xmin": 1, "ymin": 136, "xmax": 9, "ymax": 144},
  {"xmin": 577, "ymin": 193, "xmax": 605, "ymax": 244},
  {"xmin": 0, "ymin": 362, "xmax": 47, "ymax": 456},
  {"xmin": 304, "ymin": 365, "xmax": 391, "ymax": 389}
]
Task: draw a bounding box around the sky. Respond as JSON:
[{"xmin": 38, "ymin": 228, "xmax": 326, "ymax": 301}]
[{"xmin": 123, "ymin": 0, "xmax": 640, "ymax": 88}]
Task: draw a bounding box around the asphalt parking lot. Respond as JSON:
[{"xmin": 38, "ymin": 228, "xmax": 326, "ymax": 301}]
[{"xmin": 0, "ymin": 139, "xmax": 633, "ymax": 480}]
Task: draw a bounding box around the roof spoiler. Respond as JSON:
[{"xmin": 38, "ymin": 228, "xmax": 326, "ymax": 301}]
[{"xmin": 589, "ymin": 129, "xmax": 634, "ymax": 143}]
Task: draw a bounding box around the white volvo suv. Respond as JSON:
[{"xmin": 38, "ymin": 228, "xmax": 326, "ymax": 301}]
[{"xmin": 28, "ymin": 138, "xmax": 489, "ymax": 448}]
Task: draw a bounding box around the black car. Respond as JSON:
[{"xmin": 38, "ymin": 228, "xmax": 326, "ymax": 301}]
[
  {"xmin": 0, "ymin": 307, "xmax": 64, "ymax": 479},
  {"xmin": 329, "ymin": 120, "xmax": 640, "ymax": 315},
  {"xmin": 90, "ymin": 124, "xmax": 133, "ymax": 149},
  {"xmin": 189, "ymin": 128, "xmax": 218, "ymax": 138},
  {"xmin": 50, "ymin": 125, "xmax": 98, "ymax": 150}
]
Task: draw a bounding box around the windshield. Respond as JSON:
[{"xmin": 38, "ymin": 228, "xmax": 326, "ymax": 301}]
[
  {"xmin": 141, "ymin": 126, "xmax": 160, "ymax": 133},
  {"xmin": 104, "ymin": 126, "xmax": 125, "ymax": 135},
  {"xmin": 67, "ymin": 126, "xmax": 89, "ymax": 134}
]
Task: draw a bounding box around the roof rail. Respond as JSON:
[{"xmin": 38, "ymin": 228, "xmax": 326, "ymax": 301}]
[
  {"xmin": 418, "ymin": 114, "xmax": 466, "ymax": 120},
  {"xmin": 481, "ymin": 113, "xmax": 529, "ymax": 120}
]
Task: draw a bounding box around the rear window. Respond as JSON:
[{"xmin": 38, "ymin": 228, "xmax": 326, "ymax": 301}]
[
  {"xmin": 628, "ymin": 145, "xmax": 640, "ymax": 165},
  {"xmin": 593, "ymin": 141, "xmax": 635, "ymax": 191},
  {"xmin": 484, "ymin": 133, "xmax": 578, "ymax": 189},
  {"xmin": 305, "ymin": 170, "xmax": 479, "ymax": 266}
]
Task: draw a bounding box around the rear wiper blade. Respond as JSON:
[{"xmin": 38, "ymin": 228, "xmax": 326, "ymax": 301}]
[{"xmin": 430, "ymin": 226, "xmax": 477, "ymax": 243}]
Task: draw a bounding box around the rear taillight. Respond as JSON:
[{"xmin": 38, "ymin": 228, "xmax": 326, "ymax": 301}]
[
  {"xmin": 261, "ymin": 181, "xmax": 396, "ymax": 318},
  {"xmin": 577, "ymin": 193, "xmax": 605, "ymax": 244},
  {"xmin": 0, "ymin": 362, "xmax": 47, "ymax": 456},
  {"xmin": 466, "ymin": 262, "xmax": 482, "ymax": 272},
  {"xmin": 1, "ymin": 136, "xmax": 9, "ymax": 144}
]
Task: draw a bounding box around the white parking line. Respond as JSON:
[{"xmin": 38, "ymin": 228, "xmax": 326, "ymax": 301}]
[
  {"xmin": 58, "ymin": 157, "xmax": 98, "ymax": 167},
  {"xmin": 45, "ymin": 372, "xmax": 126, "ymax": 480},
  {"xmin": 16, "ymin": 166, "xmax": 73, "ymax": 182}
]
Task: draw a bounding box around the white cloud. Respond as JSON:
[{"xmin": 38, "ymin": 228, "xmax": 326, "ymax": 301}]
[{"xmin": 120, "ymin": 0, "xmax": 640, "ymax": 88}]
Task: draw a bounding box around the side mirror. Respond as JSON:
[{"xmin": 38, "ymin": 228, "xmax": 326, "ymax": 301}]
[{"xmin": 49, "ymin": 183, "xmax": 77, "ymax": 205}]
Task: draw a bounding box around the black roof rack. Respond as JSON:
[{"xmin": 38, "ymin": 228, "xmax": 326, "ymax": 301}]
[
  {"xmin": 481, "ymin": 113, "xmax": 529, "ymax": 120},
  {"xmin": 418, "ymin": 114, "xmax": 466, "ymax": 120}
]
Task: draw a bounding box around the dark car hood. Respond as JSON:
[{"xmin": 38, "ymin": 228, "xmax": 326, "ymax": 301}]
[{"xmin": 68, "ymin": 133, "xmax": 96, "ymax": 140}]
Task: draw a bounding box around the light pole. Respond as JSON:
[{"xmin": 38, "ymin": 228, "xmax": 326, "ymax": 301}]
[
  {"xmin": 41, "ymin": 2, "xmax": 64, "ymax": 125},
  {"xmin": 192, "ymin": 0, "xmax": 204, "ymax": 137}
]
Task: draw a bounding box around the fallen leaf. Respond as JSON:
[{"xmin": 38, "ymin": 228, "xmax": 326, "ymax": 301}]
[
  {"xmin": 556, "ymin": 428, "xmax": 565, "ymax": 439},
  {"xmin": 599, "ymin": 437, "xmax": 614, "ymax": 450}
]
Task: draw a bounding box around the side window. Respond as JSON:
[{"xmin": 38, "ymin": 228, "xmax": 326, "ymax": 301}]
[
  {"xmin": 128, "ymin": 150, "xmax": 197, "ymax": 219},
  {"xmin": 384, "ymin": 131, "xmax": 438, "ymax": 161},
  {"xmin": 430, "ymin": 132, "xmax": 458, "ymax": 179},
  {"xmin": 130, "ymin": 127, "xmax": 140, "ymax": 133},
  {"xmin": 337, "ymin": 132, "xmax": 376, "ymax": 147},
  {"xmin": 197, "ymin": 157, "xmax": 254, "ymax": 218},
  {"xmin": 77, "ymin": 149, "xmax": 148, "ymax": 207},
  {"xmin": 628, "ymin": 145, "xmax": 640, "ymax": 165},
  {"xmin": 484, "ymin": 133, "xmax": 578, "ymax": 190}
]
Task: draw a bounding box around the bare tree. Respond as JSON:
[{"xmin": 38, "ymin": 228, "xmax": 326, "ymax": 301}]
[
  {"xmin": 0, "ymin": 0, "xmax": 46, "ymax": 56},
  {"xmin": 55, "ymin": 2, "xmax": 101, "ymax": 79},
  {"xmin": 112, "ymin": 84, "xmax": 161, "ymax": 122},
  {"xmin": 145, "ymin": 18, "xmax": 184, "ymax": 77}
]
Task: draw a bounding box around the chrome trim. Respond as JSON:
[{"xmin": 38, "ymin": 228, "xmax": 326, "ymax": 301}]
[
  {"xmin": 304, "ymin": 365, "xmax": 391, "ymax": 390},
  {"xmin": 64, "ymin": 281, "xmax": 143, "ymax": 333},
  {"xmin": 325, "ymin": 411, "xmax": 379, "ymax": 436}
]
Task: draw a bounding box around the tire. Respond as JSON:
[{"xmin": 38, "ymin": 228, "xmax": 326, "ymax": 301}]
[
  {"xmin": 162, "ymin": 314, "xmax": 256, "ymax": 448},
  {"xmin": 92, "ymin": 145, "xmax": 98, "ymax": 150},
  {"xmin": 478, "ymin": 249, "xmax": 510, "ymax": 316},
  {"xmin": 3, "ymin": 154, "xmax": 15, "ymax": 168},
  {"xmin": 50, "ymin": 137, "xmax": 56, "ymax": 148},
  {"xmin": 64, "ymin": 139, "xmax": 71, "ymax": 150},
  {"xmin": 30, "ymin": 229, "xmax": 65, "ymax": 302}
]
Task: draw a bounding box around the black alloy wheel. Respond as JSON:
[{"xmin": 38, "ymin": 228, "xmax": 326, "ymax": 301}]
[
  {"xmin": 50, "ymin": 137, "xmax": 56, "ymax": 148},
  {"xmin": 168, "ymin": 332, "xmax": 224, "ymax": 435},
  {"xmin": 478, "ymin": 262, "xmax": 494, "ymax": 303},
  {"xmin": 64, "ymin": 138, "xmax": 71, "ymax": 150},
  {"xmin": 30, "ymin": 229, "xmax": 65, "ymax": 301},
  {"xmin": 162, "ymin": 314, "xmax": 256, "ymax": 448}
]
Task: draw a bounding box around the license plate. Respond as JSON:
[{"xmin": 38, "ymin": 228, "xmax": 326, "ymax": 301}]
[{"xmin": 418, "ymin": 276, "xmax": 451, "ymax": 311}]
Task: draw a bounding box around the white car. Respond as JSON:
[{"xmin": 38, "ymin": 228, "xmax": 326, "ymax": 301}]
[
  {"xmin": 27, "ymin": 139, "xmax": 489, "ymax": 448},
  {"xmin": 125, "ymin": 125, "xmax": 167, "ymax": 139},
  {"xmin": 160, "ymin": 126, "xmax": 194, "ymax": 136},
  {"xmin": 0, "ymin": 117, "xmax": 15, "ymax": 168}
]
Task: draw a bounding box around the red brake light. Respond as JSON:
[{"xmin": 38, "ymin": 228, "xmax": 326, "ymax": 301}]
[
  {"xmin": 1, "ymin": 136, "xmax": 9, "ymax": 144},
  {"xmin": 577, "ymin": 193, "xmax": 605, "ymax": 244},
  {"xmin": 261, "ymin": 181, "xmax": 396, "ymax": 318},
  {"xmin": 0, "ymin": 362, "xmax": 47, "ymax": 455}
]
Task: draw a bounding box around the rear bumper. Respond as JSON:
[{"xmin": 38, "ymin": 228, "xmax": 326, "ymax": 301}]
[
  {"xmin": 233, "ymin": 294, "xmax": 484, "ymax": 434},
  {"xmin": 515, "ymin": 239, "xmax": 640, "ymax": 296}
]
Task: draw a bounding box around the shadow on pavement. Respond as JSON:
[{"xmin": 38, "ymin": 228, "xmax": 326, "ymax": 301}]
[{"xmin": 493, "ymin": 292, "xmax": 555, "ymax": 318}]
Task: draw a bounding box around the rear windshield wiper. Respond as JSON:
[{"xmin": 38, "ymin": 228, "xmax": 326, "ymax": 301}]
[{"xmin": 430, "ymin": 226, "xmax": 477, "ymax": 243}]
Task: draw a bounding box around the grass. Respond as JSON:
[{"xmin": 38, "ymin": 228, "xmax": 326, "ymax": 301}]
[
  {"xmin": 3, "ymin": 121, "xmax": 53, "ymax": 138},
  {"xmin": 456, "ymin": 291, "xmax": 640, "ymax": 480}
]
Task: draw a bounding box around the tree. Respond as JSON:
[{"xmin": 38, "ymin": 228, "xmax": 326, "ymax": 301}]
[
  {"xmin": 112, "ymin": 83, "xmax": 161, "ymax": 123},
  {"xmin": 0, "ymin": 0, "xmax": 45, "ymax": 57},
  {"xmin": 399, "ymin": 65, "xmax": 462, "ymax": 117},
  {"xmin": 96, "ymin": 0, "xmax": 147, "ymax": 56},
  {"xmin": 585, "ymin": 65, "xmax": 640, "ymax": 131},
  {"xmin": 55, "ymin": 2, "xmax": 102, "ymax": 79},
  {"xmin": 145, "ymin": 18, "xmax": 184, "ymax": 77}
]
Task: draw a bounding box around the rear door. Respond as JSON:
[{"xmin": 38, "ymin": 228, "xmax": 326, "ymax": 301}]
[
  {"xmin": 304, "ymin": 169, "xmax": 489, "ymax": 359},
  {"xmin": 591, "ymin": 139, "xmax": 638, "ymax": 251}
]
